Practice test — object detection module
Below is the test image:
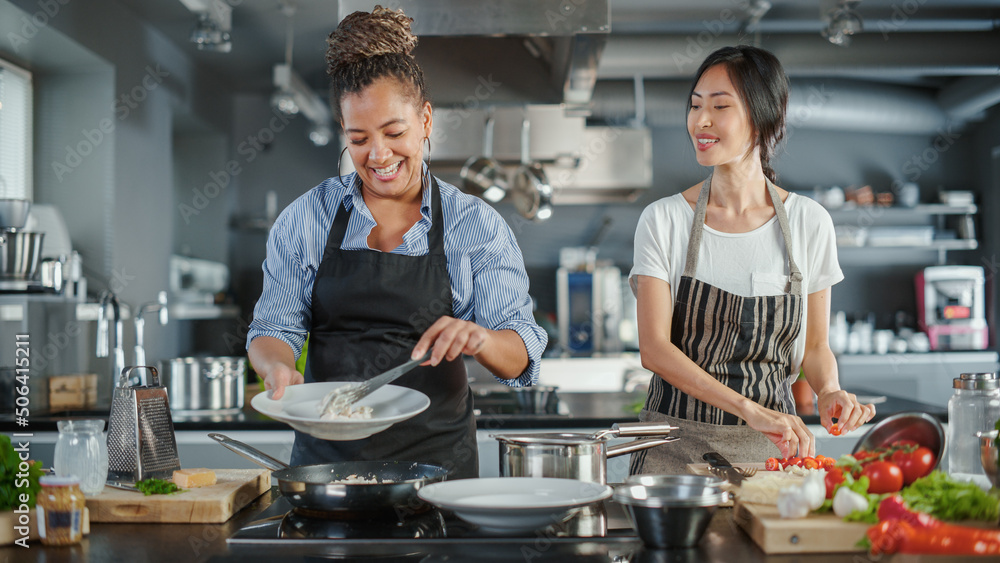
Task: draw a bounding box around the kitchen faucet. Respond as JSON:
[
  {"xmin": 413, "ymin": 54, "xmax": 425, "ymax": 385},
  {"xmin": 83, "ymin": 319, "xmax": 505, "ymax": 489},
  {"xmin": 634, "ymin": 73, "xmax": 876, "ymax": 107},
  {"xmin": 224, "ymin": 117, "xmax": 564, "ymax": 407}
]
[
  {"xmin": 134, "ymin": 291, "xmax": 169, "ymax": 366},
  {"xmin": 96, "ymin": 291, "xmax": 125, "ymax": 394}
]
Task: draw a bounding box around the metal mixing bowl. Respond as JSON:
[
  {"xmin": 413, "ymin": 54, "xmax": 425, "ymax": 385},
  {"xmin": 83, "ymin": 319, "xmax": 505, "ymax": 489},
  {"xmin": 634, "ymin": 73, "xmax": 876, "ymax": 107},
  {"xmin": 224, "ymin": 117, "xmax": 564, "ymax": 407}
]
[
  {"xmin": 977, "ymin": 430, "xmax": 999, "ymax": 488},
  {"xmin": 852, "ymin": 411, "xmax": 945, "ymax": 469},
  {"xmin": 614, "ymin": 477, "xmax": 729, "ymax": 548},
  {"xmin": 623, "ymin": 474, "xmax": 727, "ymax": 498},
  {"xmin": 511, "ymin": 385, "xmax": 559, "ymax": 414}
]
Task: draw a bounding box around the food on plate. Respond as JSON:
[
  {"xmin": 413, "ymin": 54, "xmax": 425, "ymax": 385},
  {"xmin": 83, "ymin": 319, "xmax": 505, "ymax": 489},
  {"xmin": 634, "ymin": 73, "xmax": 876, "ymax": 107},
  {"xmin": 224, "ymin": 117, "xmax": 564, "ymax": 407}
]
[
  {"xmin": 135, "ymin": 478, "xmax": 183, "ymax": 496},
  {"xmin": 172, "ymin": 468, "xmax": 217, "ymax": 488},
  {"xmin": 316, "ymin": 388, "xmax": 375, "ymax": 420}
]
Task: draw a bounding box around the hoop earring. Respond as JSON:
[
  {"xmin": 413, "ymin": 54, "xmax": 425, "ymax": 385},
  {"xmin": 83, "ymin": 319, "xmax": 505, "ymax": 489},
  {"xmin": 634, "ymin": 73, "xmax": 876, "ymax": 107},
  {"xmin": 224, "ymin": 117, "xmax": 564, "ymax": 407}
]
[
  {"xmin": 423, "ymin": 137, "xmax": 432, "ymax": 168},
  {"xmin": 337, "ymin": 146, "xmax": 349, "ymax": 185}
]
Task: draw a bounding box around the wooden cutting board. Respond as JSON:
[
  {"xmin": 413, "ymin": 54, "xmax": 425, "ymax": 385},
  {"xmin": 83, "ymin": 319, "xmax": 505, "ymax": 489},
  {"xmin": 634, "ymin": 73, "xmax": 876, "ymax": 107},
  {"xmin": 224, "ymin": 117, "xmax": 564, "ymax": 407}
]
[
  {"xmin": 86, "ymin": 469, "xmax": 270, "ymax": 523},
  {"xmin": 686, "ymin": 462, "xmax": 770, "ymax": 506},
  {"xmin": 733, "ymin": 500, "xmax": 869, "ymax": 554}
]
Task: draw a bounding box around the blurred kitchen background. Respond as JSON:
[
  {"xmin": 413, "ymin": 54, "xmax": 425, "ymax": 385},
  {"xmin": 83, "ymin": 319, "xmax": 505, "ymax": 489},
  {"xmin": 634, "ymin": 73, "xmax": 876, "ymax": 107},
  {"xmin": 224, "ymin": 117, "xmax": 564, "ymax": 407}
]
[{"xmin": 1, "ymin": 0, "xmax": 999, "ymax": 413}]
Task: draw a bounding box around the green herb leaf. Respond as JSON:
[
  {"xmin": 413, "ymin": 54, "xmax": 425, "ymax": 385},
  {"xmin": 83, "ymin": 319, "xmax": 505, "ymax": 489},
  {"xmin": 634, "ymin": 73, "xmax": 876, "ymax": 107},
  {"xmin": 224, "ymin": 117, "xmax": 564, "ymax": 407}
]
[
  {"xmin": 899, "ymin": 470, "xmax": 1000, "ymax": 522},
  {"xmin": 135, "ymin": 478, "xmax": 184, "ymax": 496}
]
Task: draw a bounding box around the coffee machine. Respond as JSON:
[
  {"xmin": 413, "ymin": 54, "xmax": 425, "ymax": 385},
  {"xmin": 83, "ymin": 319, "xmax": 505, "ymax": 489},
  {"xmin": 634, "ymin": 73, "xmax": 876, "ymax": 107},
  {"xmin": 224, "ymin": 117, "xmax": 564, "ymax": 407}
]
[
  {"xmin": 556, "ymin": 247, "xmax": 624, "ymax": 356},
  {"xmin": 916, "ymin": 265, "xmax": 989, "ymax": 351}
]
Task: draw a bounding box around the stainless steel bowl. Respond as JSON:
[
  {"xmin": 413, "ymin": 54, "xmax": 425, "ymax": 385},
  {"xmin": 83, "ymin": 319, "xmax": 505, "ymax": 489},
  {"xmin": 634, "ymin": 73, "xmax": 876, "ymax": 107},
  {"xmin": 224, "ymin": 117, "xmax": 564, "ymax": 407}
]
[
  {"xmin": 0, "ymin": 229, "xmax": 45, "ymax": 279},
  {"xmin": 623, "ymin": 474, "xmax": 727, "ymax": 498},
  {"xmin": 977, "ymin": 430, "xmax": 999, "ymax": 488},
  {"xmin": 0, "ymin": 199, "xmax": 30, "ymax": 229},
  {"xmin": 511, "ymin": 385, "xmax": 559, "ymax": 414},
  {"xmin": 852, "ymin": 411, "xmax": 945, "ymax": 468},
  {"xmin": 614, "ymin": 480, "xmax": 728, "ymax": 548}
]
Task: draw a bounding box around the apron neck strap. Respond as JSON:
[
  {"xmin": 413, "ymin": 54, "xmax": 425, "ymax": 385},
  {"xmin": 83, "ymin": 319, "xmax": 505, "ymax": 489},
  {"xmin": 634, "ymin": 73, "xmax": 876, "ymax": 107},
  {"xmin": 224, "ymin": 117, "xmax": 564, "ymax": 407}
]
[{"xmin": 683, "ymin": 171, "xmax": 803, "ymax": 296}]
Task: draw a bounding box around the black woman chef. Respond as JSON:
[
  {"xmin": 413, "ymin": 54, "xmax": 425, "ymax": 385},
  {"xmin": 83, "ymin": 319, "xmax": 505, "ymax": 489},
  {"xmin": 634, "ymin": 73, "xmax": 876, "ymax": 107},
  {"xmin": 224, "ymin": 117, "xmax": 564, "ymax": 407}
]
[
  {"xmin": 628, "ymin": 46, "xmax": 876, "ymax": 474},
  {"xmin": 246, "ymin": 6, "xmax": 546, "ymax": 479}
]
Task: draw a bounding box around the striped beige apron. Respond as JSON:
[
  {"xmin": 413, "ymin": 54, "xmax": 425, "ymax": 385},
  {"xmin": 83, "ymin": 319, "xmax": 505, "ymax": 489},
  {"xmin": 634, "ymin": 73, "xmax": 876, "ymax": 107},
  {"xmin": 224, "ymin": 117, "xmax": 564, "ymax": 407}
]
[{"xmin": 630, "ymin": 173, "xmax": 805, "ymax": 475}]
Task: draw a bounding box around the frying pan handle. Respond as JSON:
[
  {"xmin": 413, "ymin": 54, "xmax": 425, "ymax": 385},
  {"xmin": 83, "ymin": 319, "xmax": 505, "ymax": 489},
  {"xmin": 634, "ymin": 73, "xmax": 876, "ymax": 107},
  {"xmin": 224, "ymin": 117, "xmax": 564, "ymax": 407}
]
[
  {"xmin": 607, "ymin": 436, "xmax": 678, "ymax": 459},
  {"xmin": 612, "ymin": 422, "xmax": 679, "ymax": 437},
  {"xmin": 208, "ymin": 433, "xmax": 290, "ymax": 471}
]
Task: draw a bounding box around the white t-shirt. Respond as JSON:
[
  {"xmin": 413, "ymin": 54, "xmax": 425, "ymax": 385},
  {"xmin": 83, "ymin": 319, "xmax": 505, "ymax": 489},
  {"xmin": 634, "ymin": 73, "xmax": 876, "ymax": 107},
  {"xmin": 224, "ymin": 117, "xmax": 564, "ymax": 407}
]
[{"xmin": 629, "ymin": 191, "xmax": 844, "ymax": 374}]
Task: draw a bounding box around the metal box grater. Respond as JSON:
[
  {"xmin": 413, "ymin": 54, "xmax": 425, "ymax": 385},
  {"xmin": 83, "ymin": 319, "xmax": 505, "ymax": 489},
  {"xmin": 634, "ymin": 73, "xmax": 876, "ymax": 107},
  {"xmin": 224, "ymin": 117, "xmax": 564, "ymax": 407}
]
[{"xmin": 106, "ymin": 365, "xmax": 181, "ymax": 482}]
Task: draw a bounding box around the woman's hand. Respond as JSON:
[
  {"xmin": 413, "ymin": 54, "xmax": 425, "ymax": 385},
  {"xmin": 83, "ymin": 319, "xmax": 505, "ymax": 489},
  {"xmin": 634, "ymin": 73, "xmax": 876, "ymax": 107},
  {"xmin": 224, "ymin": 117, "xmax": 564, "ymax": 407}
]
[
  {"xmin": 741, "ymin": 402, "xmax": 815, "ymax": 459},
  {"xmin": 412, "ymin": 316, "xmax": 491, "ymax": 366},
  {"xmin": 262, "ymin": 363, "xmax": 304, "ymax": 400},
  {"xmin": 817, "ymin": 390, "xmax": 876, "ymax": 435}
]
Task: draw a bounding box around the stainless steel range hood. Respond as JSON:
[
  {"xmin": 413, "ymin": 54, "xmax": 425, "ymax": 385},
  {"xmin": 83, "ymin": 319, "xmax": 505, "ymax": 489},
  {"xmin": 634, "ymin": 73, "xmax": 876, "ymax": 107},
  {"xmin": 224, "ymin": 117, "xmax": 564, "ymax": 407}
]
[{"xmin": 338, "ymin": 0, "xmax": 610, "ymax": 109}]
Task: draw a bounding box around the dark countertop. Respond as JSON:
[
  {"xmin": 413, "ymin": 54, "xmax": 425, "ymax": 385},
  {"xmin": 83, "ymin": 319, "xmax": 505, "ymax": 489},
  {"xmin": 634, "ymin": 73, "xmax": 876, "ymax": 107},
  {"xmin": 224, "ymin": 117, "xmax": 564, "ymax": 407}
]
[
  {"xmin": 0, "ymin": 388, "xmax": 947, "ymax": 433},
  {"xmin": 1, "ymin": 486, "xmax": 979, "ymax": 563}
]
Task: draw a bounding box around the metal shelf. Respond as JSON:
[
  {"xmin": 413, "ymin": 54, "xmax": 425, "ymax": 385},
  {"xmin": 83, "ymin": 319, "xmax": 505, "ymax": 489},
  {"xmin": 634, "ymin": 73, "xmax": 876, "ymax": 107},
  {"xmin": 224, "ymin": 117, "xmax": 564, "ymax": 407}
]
[
  {"xmin": 169, "ymin": 302, "xmax": 241, "ymax": 320},
  {"xmin": 827, "ymin": 203, "xmax": 977, "ymax": 223}
]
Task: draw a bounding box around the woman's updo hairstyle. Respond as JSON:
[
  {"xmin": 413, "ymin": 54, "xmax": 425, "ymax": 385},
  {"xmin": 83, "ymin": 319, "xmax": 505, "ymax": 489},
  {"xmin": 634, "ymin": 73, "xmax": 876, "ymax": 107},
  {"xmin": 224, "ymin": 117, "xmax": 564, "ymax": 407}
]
[
  {"xmin": 688, "ymin": 45, "xmax": 788, "ymax": 183},
  {"xmin": 325, "ymin": 5, "xmax": 428, "ymax": 122}
]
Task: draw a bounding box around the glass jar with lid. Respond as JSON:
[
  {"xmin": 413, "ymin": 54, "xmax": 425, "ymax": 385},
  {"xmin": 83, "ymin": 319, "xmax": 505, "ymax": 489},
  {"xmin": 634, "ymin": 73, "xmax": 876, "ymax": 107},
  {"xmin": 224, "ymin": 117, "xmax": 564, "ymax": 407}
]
[
  {"xmin": 53, "ymin": 419, "xmax": 109, "ymax": 496},
  {"xmin": 947, "ymin": 372, "xmax": 1000, "ymax": 480},
  {"xmin": 36, "ymin": 475, "xmax": 86, "ymax": 546}
]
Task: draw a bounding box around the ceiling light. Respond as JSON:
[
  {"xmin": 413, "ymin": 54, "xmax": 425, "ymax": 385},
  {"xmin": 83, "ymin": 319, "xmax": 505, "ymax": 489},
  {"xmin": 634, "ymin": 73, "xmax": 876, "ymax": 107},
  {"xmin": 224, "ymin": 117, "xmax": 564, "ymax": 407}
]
[
  {"xmin": 822, "ymin": 1, "xmax": 863, "ymax": 46},
  {"xmin": 308, "ymin": 123, "xmax": 332, "ymax": 147},
  {"xmin": 270, "ymin": 88, "xmax": 299, "ymax": 116},
  {"xmin": 180, "ymin": 0, "xmax": 232, "ymax": 52}
]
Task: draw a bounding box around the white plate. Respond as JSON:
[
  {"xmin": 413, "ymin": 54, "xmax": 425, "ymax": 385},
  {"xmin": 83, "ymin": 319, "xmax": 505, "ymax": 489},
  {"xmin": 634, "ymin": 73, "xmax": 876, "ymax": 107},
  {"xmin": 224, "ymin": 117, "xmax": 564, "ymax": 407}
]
[
  {"xmin": 417, "ymin": 477, "xmax": 613, "ymax": 533},
  {"xmin": 251, "ymin": 382, "xmax": 430, "ymax": 440}
]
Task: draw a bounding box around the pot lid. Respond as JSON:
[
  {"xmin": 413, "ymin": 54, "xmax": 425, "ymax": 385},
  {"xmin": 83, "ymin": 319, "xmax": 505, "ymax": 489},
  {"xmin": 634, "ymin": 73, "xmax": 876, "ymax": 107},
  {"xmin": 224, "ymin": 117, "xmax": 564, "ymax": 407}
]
[{"xmin": 492, "ymin": 432, "xmax": 606, "ymax": 446}]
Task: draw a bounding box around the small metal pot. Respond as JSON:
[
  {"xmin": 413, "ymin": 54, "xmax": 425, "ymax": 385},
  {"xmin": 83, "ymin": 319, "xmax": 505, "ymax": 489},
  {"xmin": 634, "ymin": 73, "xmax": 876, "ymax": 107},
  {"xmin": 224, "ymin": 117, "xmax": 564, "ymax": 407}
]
[
  {"xmin": 160, "ymin": 356, "xmax": 246, "ymax": 414},
  {"xmin": 0, "ymin": 229, "xmax": 44, "ymax": 279},
  {"xmin": 493, "ymin": 422, "xmax": 679, "ymax": 484}
]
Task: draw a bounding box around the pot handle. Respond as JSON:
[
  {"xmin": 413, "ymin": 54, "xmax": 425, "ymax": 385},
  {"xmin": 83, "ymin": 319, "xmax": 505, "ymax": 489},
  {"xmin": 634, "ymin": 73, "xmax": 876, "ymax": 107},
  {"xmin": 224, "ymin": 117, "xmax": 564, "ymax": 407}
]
[
  {"xmin": 208, "ymin": 432, "xmax": 290, "ymax": 471},
  {"xmin": 612, "ymin": 421, "xmax": 679, "ymax": 437},
  {"xmin": 607, "ymin": 436, "xmax": 678, "ymax": 459}
]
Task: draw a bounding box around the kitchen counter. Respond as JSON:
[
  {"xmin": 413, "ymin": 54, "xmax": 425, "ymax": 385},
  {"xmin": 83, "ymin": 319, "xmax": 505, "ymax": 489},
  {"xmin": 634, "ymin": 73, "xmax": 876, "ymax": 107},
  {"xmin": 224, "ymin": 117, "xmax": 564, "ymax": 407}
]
[
  {"xmin": 0, "ymin": 387, "xmax": 947, "ymax": 433},
  {"xmin": 1, "ymin": 487, "xmax": 983, "ymax": 562}
]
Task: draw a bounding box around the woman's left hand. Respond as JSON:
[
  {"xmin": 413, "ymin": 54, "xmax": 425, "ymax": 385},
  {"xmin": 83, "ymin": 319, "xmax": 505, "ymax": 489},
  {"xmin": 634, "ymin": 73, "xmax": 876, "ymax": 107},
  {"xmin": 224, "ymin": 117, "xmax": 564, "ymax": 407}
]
[
  {"xmin": 412, "ymin": 316, "xmax": 491, "ymax": 366},
  {"xmin": 816, "ymin": 390, "xmax": 876, "ymax": 434}
]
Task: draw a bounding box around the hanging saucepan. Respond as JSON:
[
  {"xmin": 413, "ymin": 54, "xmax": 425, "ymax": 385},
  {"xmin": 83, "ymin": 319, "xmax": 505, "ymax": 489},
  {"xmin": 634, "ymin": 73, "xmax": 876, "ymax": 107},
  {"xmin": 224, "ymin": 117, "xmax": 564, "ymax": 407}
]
[
  {"xmin": 511, "ymin": 113, "xmax": 554, "ymax": 221},
  {"xmin": 459, "ymin": 112, "xmax": 508, "ymax": 203},
  {"xmin": 209, "ymin": 433, "xmax": 449, "ymax": 517},
  {"xmin": 493, "ymin": 422, "xmax": 679, "ymax": 485}
]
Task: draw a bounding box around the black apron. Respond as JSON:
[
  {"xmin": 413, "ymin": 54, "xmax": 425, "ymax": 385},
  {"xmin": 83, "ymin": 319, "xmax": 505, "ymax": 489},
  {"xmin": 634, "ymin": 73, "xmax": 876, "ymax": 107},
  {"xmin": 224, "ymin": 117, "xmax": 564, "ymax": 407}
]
[
  {"xmin": 290, "ymin": 175, "xmax": 479, "ymax": 479},
  {"xmin": 630, "ymin": 172, "xmax": 804, "ymax": 474}
]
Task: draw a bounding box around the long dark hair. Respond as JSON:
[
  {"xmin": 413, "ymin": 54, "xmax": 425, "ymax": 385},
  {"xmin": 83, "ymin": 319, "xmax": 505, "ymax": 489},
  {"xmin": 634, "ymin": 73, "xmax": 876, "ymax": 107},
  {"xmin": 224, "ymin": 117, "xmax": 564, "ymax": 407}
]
[
  {"xmin": 688, "ymin": 45, "xmax": 788, "ymax": 183},
  {"xmin": 325, "ymin": 5, "xmax": 429, "ymax": 123}
]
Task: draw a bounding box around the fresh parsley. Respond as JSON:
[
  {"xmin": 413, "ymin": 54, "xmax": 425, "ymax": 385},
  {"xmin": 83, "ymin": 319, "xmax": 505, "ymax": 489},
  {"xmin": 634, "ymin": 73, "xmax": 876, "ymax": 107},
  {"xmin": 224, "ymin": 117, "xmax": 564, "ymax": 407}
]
[
  {"xmin": 135, "ymin": 478, "xmax": 184, "ymax": 496},
  {"xmin": 0, "ymin": 435, "xmax": 43, "ymax": 510},
  {"xmin": 899, "ymin": 470, "xmax": 999, "ymax": 522}
]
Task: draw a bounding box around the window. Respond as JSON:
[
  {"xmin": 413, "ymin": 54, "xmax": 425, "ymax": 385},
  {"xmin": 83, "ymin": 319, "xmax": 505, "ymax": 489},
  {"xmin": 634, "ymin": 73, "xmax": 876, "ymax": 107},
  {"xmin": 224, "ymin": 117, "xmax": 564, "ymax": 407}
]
[{"xmin": 0, "ymin": 58, "xmax": 32, "ymax": 200}]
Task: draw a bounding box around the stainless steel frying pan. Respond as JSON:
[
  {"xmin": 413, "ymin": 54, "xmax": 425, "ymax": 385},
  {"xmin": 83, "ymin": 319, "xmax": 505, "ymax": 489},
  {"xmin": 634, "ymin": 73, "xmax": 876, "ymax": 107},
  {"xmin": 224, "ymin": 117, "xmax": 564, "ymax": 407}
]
[{"xmin": 209, "ymin": 433, "xmax": 449, "ymax": 516}]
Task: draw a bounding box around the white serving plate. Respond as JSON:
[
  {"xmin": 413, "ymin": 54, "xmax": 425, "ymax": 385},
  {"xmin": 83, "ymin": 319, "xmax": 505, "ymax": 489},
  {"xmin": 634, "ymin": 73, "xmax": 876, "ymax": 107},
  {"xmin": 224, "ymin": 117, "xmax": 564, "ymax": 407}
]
[
  {"xmin": 251, "ymin": 382, "xmax": 430, "ymax": 440},
  {"xmin": 417, "ymin": 477, "xmax": 613, "ymax": 533}
]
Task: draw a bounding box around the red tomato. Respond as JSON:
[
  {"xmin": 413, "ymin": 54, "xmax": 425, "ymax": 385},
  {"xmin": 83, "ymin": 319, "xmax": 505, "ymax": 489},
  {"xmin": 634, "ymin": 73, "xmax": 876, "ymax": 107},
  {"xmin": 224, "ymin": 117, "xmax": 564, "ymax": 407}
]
[
  {"xmin": 825, "ymin": 467, "xmax": 845, "ymax": 499},
  {"xmin": 803, "ymin": 458, "xmax": 820, "ymax": 470},
  {"xmin": 787, "ymin": 456, "xmax": 803, "ymax": 467},
  {"xmin": 820, "ymin": 456, "xmax": 837, "ymax": 470},
  {"xmin": 765, "ymin": 457, "xmax": 781, "ymax": 471},
  {"xmin": 854, "ymin": 450, "xmax": 877, "ymax": 463},
  {"xmin": 828, "ymin": 423, "xmax": 842, "ymax": 436},
  {"xmin": 861, "ymin": 461, "xmax": 905, "ymax": 494},
  {"xmin": 890, "ymin": 446, "xmax": 936, "ymax": 485}
]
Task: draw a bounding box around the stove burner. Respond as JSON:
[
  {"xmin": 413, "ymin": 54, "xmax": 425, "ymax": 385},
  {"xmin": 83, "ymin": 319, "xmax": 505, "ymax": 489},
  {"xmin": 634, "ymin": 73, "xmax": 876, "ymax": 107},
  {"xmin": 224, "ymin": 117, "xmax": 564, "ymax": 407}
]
[{"xmin": 280, "ymin": 507, "xmax": 446, "ymax": 540}]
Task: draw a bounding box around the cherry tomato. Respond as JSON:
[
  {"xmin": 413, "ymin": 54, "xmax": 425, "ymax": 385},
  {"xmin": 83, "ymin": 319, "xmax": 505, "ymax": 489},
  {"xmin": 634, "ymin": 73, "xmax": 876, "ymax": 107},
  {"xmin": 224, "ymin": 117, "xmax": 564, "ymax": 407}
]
[
  {"xmin": 787, "ymin": 456, "xmax": 802, "ymax": 468},
  {"xmin": 824, "ymin": 467, "xmax": 845, "ymax": 499},
  {"xmin": 803, "ymin": 458, "xmax": 820, "ymax": 470},
  {"xmin": 765, "ymin": 457, "xmax": 781, "ymax": 471},
  {"xmin": 820, "ymin": 456, "xmax": 837, "ymax": 470},
  {"xmin": 861, "ymin": 461, "xmax": 905, "ymax": 494},
  {"xmin": 828, "ymin": 423, "xmax": 842, "ymax": 436},
  {"xmin": 890, "ymin": 446, "xmax": 936, "ymax": 485}
]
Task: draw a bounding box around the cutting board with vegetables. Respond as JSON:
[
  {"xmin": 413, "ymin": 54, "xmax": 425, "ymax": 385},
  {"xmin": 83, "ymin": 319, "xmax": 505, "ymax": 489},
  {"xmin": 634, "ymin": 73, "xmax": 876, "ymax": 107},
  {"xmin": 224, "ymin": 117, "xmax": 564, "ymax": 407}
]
[
  {"xmin": 732, "ymin": 500, "xmax": 869, "ymax": 554},
  {"xmin": 86, "ymin": 469, "xmax": 270, "ymax": 523}
]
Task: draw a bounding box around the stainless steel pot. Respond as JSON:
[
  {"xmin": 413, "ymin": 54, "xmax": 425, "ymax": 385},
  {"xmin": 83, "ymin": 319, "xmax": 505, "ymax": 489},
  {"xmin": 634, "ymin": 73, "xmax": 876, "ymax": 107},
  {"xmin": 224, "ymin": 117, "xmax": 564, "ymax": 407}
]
[
  {"xmin": 0, "ymin": 229, "xmax": 44, "ymax": 279},
  {"xmin": 460, "ymin": 113, "xmax": 507, "ymax": 203},
  {"xmin": 160, "ymin": 356, "xmax": 246, "ymax": 414},
  {"xmin": 493, "ymin": 422, "xmax": 679, "ymax": 484},
  {"xmin": 511, "ymin": 115, "xmax": 553, "ymax": 221}
]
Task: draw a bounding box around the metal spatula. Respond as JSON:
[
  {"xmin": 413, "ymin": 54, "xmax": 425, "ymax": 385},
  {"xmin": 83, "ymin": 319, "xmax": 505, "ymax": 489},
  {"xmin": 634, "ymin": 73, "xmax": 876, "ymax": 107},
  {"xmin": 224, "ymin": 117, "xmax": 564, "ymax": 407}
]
[{"xmin": 319, "ymin": 349, "xmax": 432, "ymax": 417}]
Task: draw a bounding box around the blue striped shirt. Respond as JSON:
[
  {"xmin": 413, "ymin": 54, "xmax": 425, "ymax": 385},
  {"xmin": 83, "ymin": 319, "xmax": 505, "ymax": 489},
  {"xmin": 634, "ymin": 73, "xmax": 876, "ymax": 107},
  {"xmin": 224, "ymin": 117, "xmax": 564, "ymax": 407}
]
[{"xmin": 247, "ymin": 168, "xmax": 546, "ymax": 386}]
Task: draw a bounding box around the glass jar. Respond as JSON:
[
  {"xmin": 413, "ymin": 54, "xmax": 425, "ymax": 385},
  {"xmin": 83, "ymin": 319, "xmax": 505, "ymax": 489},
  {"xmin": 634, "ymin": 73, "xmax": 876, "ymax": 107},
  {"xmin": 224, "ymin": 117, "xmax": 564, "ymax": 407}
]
[
  {"xmin": 36, "ymin": 476, "xmax": 85, "ymax": 546},
  {"xmin": 947, "ymin": 373, "xmax": 1000, "ymax": 479},
  {"xmin": 54, "ymin": 419, "xmax": 109, "ymax": 496}
]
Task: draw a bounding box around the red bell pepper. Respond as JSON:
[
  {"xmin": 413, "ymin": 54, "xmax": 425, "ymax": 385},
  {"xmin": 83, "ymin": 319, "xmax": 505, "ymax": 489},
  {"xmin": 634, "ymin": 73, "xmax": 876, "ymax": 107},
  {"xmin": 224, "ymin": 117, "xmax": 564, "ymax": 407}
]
[{"xmin": 868, "ymin": 496, "xmax": 1000, "ymax": 555}]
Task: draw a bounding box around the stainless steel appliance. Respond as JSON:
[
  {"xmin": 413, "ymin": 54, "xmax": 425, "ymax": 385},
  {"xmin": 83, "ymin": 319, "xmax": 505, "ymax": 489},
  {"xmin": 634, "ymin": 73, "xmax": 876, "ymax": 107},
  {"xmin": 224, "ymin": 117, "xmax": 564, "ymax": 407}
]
[
  {"xmin": 106, "ymin": 365, "xmax": 181, "ymax": 482},
  {"xmin": 916, "ymin": 265, "xmax": 989, "ymax": 351},
  {"xmin": 160, "ymin": 356, "xmax": 246, "ymax": 414},
  {"xmin": 557, "ymin": 265, "xmax": 623, "ymax": 355}
]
